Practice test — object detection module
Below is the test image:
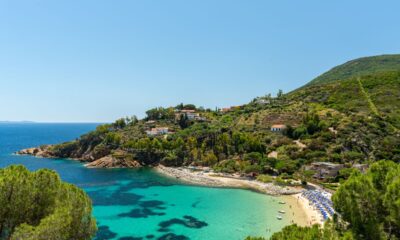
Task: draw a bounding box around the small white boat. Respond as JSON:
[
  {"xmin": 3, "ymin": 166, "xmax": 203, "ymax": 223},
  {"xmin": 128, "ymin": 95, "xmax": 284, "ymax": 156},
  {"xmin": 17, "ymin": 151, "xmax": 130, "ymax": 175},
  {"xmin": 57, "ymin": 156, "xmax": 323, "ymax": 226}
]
[
  {"xmin": 276, "ymin": 215, "xmax": 283, "ymax": 220},
  {"xmin": 279, "ymin": 201, "xmax": 286, "ymax": 204},
  {"xmin": 278, "ymin": 210, "xmax": 286, "ymax": 214}
]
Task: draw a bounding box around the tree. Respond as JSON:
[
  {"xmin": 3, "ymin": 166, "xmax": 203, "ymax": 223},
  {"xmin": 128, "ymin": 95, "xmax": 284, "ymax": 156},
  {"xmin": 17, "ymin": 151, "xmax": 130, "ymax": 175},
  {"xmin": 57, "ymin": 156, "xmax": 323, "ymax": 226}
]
[
  {"xmin": 277, "ymin": 89, "xmax": 283, "ymax": 98},
  {"xmin": 333, "ymin": 160, "xmax": 400, "ymax": 239},
  {"xmin": 0, "ymin": 165, "xmax": 96, "ymax": 240},
  {"xmin": 113, "ymin": 118, "xmax": 126, "ymax": 129},
  {"xmin": 178, "ymin": 113, "xmax": 190, "ymax": 129},
  {"xmin": 183, "ymin": 104, "xmax": 196, "ymax": 110}
]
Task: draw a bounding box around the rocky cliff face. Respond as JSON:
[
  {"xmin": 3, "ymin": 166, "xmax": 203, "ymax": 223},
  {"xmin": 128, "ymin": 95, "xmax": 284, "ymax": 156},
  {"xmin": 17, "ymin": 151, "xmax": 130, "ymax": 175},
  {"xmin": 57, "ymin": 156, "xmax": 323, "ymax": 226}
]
[
  {"xmin": 17, "ymin": 146, "xmax": 142, "ymax": 169},
  {"xmin": 85, "ymin": 155, "xmax": 141, "ymax": 168}
]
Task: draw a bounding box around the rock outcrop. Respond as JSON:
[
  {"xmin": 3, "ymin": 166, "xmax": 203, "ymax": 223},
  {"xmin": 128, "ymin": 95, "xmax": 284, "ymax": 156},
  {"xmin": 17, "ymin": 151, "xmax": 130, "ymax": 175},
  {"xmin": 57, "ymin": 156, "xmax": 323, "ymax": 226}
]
[
  {"xmin": 16, "ymin": 145, "xmax": 55, "ymax": 158},
  {"xmin": 84, "ymin": 155, "xmax": 141, "ymax": 168},
  {"xmin": 17, "ymin": 146, "xmax": 142, "ymax": 169}
]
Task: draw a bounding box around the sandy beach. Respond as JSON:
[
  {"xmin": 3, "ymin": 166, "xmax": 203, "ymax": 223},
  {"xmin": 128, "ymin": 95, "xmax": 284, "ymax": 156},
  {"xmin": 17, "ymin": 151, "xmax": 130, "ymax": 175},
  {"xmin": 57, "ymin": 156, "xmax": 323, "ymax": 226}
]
[
  {"xmin": 294, "ymin": 193, "xmax": 324, "ymax": 225},
  {"xmin": 155, "ymin": 165, "xmax": 325, "ymax": 226}
]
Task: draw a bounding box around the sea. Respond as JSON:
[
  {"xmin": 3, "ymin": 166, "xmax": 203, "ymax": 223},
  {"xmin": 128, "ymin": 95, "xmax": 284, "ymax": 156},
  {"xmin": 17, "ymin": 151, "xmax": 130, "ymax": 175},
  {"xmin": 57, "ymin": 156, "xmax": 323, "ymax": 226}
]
[{"xmin": 0, "ymin": 123, "xmax": 306, "ymax": 240}]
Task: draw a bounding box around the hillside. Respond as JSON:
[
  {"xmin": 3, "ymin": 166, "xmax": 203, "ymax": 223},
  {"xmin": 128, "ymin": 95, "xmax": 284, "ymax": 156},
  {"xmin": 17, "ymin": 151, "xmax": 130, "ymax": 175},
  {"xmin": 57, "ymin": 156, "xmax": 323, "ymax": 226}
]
[
  {"xmin": 307, "ymin": 54, "xmax": 400, "ymax": 86},
  {"xmin": 19, "ymin": 55, "xmax": 400, "ymax": 187}
]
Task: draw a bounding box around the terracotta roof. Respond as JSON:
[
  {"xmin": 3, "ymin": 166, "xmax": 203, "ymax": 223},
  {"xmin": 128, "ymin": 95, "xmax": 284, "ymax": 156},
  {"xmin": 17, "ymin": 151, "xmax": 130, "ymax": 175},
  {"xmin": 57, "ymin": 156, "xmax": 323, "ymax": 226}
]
[{"xmin": 271, "ymin": 124, "xmax": 286, "ymax": 128}]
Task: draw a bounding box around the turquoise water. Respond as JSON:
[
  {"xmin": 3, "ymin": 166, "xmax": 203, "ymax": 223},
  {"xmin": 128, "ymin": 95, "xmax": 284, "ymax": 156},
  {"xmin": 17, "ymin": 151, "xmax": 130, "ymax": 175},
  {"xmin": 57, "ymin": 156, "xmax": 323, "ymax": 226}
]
[{"xmin": 0, "ymin": 123, "xmax": 302, "ymax": 240}]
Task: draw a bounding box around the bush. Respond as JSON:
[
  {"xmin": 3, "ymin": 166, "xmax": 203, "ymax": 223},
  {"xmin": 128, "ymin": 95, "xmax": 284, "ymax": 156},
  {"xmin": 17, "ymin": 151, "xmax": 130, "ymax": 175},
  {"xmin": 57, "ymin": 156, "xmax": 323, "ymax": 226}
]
[
  {"xmin": 0, "ymin": 165, "xmax": 97, "ymax": 240},
  {"xmin": 256, "ymin": 174, "xmax": 273, "ymax": 183}
]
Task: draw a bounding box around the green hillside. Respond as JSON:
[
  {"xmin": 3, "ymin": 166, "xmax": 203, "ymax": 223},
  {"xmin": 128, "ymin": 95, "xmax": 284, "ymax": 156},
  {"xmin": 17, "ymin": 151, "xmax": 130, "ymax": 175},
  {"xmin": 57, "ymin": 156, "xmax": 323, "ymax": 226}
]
[
  {"xmin": 307, "ymin": 54, "xmax": 400, "ymax": 86},
  {"xmin": 22, "ymin": 55, "xmax": 400, "ymax": 187}
]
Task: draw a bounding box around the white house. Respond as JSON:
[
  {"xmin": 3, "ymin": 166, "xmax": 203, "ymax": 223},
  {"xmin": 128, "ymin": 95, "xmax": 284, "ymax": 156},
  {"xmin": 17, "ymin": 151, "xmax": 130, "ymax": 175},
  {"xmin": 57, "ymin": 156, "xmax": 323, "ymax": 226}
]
[
  {"xmin": 175, "ymin": 109, "xmax": 206, "ymax": 121},
  {"xmin": 256, "ymin": 99, "xmax": 271, "ymax": 104},
  {"xmin": 271, "ymin": 124, "xmax": 287, "ymax": 132},
  {"xmin": 146, "ymin": 127, "xmax": 169, "ymax": 136}
]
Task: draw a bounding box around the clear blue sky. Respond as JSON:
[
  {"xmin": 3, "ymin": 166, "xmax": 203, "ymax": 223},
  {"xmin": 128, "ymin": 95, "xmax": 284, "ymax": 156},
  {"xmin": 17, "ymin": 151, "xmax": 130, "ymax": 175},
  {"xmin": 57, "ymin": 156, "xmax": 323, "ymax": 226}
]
[{"xmin": 1, "ymin": 0, "xmax": 399, "ymax": 122}]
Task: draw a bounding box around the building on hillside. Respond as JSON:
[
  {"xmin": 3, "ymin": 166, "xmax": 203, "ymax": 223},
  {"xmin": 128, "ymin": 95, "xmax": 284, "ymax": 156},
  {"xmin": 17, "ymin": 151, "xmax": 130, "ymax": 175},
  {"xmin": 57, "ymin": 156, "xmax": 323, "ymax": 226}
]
[
  {"xmin": 306, "ymin": 162, "xmax": 344, "ymax": 180},
  {"xmin": 255, "ymin": 99, "xmax": 271, "ymax": 104},
  {"xmin": 186, "ymin": 112, "xmax": 199, "ymax": 120},
  {"xmin": 175, "ymin": 109, "xmax": 206, "ymax": 121},
  {"xmin": 221, "ymin": 106, "xmax": 243, "ymax": 112},
  {"xmin": 146, "ymin": 127, "xmax": 169, "ymax": 136},
  {"xmin": 179, "ymin": 109, "xmax": 196, "ymax": 113},
  {"xmin": 271, "ymin": 124, "xmax": 287, "ymax": 132}
]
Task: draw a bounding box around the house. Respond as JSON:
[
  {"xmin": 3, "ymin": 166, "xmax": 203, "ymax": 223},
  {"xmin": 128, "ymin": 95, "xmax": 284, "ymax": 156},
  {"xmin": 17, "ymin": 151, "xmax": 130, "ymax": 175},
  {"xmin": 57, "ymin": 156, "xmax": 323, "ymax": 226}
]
[
  {"xmin": 180, "ymin": 109, "xmax": 196, "ymax": 113},
  {"xmin": 146, "ymin": 127, "xmax": 169, "ymax": 136},
  {"xmin": 271, "ymin": 124, "xmax": 287, "ymax": 132},
  {"xmin": 221, "ymin": 106, "xmax": 242, "ymax": 112},
  {"xmin": 175, "ymin": 109, "xmax": 206, "ymax": 121},
  {"xmin": 306, "ymin": 162, "xmax": 344, "ymax": 180},
  {"xmin": 256, "ymin": 99, "xmax": 271, "ymax": 104},
  {"xmin": 186, "ymin": 112, "xmax": 200, "ymax": 120}
]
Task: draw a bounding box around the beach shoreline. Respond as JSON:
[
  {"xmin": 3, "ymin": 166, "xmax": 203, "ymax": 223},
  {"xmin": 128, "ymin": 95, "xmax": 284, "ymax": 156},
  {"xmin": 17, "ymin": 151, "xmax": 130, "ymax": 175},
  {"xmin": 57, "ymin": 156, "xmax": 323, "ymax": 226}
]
[{"xmin": 155, "ymin": 165, "xmax": 325, "ymax": 226}]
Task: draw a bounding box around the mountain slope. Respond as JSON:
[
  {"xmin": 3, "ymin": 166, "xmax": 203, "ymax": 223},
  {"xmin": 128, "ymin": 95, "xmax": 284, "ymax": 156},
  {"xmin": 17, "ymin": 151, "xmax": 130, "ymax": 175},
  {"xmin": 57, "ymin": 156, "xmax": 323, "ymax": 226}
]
[
  {"xmin": 307, "ymin": 54, "xmax": 400, "ymax": 86},
  {"xmin": 18, "ymin": 55, "xmax": 400, "ymax": 184}
]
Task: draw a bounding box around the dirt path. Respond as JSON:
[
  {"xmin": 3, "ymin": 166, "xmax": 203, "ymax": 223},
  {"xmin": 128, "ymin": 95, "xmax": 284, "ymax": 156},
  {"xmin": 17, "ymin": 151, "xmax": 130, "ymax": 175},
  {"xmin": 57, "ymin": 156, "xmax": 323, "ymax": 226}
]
[
  {"xmin": 358, "ymin": 77, "xmax": 399, "ymax": 132},
  {"xmin": 357, "ymin": 77, "xmax": 379, "ymax": 116}
]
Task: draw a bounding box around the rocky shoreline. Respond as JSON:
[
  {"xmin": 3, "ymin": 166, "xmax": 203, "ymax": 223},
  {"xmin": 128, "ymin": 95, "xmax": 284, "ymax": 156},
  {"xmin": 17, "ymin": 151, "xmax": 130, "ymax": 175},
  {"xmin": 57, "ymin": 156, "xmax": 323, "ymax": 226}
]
[
  {"xmin": 16, "ymin": 145, "xmax": 56, "ymax": 158},
  {"xmin": 16, "ymin": 147, "xmax": 324, "ymax": 225},
  {"xmin": 16, "ymin": 147, "xmax": 304, "ymax": 195},
  {"xmin": 16, "ymin": 146, "xmax": 142, "ymax": 168},
  {"xmin": 155, "ymin": 165, "xmax": 303, "ymax": 195}
]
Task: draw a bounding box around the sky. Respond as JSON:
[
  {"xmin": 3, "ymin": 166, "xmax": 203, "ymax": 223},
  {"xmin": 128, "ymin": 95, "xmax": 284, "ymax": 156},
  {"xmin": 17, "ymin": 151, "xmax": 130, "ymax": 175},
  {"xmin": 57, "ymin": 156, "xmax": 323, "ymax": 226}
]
[{"xmin": 0, "ymin": 0, "xmax": 399, "ymax": 122}]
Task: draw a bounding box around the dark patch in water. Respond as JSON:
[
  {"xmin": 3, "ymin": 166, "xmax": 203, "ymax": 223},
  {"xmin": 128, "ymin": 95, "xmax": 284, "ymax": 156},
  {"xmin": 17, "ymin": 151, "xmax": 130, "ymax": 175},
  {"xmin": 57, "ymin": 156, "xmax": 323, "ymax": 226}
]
[
  {"xmin": 118, "ymin": 199, "xmax": 167, "ymax": 218},
  {"xmin": 158, "ymin": 215, "xmax": 208, "ymax": 232},
  {"xmin": 118, "ymin": 180, "xmax": 173, "ymax": 192},
  {"xmin": 95, "ymin": 225, "xmax": 117, "ymax": 240},
  {"xmin": 88, "ymin": 190, "xmax": 144, "ymax": 206},
  {"xmin": 146, "ymin": 234, "xmax": 155, "ymax": 239},
  {"xmin": 191, "ymin": 200, "xmax": 200, "ymax": 208},
  {"xmin": 140, "ymin": 200, "xmax": 166, "ymax": 209},
  {"xmin": 118, "ymin": 208, "xmax": 165, "ymax": 218},
  {"xmin": 157, "ymin": 233, "xmax": 189, "ymax": 240},
  {"xmin": 157, "ymin": 228, "xmax": 170, "ymax": 232},
  {"xmin": 119, "ymin": 237, "xmax": 143, "ymax": 240}
]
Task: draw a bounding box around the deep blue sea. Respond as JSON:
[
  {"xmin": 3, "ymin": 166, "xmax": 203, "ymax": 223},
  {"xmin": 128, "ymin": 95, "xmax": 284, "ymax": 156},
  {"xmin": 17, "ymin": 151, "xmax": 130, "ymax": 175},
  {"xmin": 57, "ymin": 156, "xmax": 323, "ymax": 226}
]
[{"xmin": 0, "ymin": 123, "xmax": 305, "ymax": 240}]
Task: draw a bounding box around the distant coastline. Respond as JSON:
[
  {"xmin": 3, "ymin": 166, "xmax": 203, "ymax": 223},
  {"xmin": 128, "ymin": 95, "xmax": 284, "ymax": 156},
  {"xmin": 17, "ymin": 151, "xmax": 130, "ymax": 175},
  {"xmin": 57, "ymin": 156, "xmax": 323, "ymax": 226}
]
[{"xmin": 0, "ymin": 120, "xmax": 36, "ymax": 123}]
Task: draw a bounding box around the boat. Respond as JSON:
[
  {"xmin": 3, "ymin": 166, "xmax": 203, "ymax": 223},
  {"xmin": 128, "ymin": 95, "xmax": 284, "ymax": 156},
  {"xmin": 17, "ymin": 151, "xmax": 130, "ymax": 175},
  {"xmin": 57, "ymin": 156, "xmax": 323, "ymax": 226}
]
[
  {"xmin": 276, "ymin": 215, "xmax": 283, "ymax": 220},
  {"xmin": 278, "ymin": 201, "xmax": 286, "ymax": 204},
  {"xmin": 278, "ymin": 210, "xmax": 286, "ymax": 214}
]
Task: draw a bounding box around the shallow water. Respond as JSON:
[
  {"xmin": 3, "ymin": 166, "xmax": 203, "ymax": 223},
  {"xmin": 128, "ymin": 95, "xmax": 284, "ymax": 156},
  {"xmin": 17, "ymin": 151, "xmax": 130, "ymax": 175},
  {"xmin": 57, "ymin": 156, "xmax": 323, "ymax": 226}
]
[{"xmin": 0, "ymin": 123, "xmax": 305, "ymax": 240}]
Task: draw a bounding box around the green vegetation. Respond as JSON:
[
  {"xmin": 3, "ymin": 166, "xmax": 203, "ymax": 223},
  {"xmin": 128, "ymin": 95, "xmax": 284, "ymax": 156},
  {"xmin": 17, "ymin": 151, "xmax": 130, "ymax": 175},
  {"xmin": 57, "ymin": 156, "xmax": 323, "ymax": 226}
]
[
  {"xmin": 269, "ymin": 221, "xmax": 347, "ymax": 240},
  {"xmin": 44, "ymin": 66, "xmax": 400, "ymax": 181},
  {"xmin": 247, "ymin": 160, "xmax": 400, "ymax": 240},
  {"xmin": 357, "ymin": 77, "xmax": 379, "ymax": 116},
  {"xmin": 333, "ymin": 160, "xmax": 400, "ymax": 239},
  {"xmin": 308, "ymin": 54, "xmax": 400, "ymax": 86},
  {"xmin": 14, "ymin": 54, "xmax": 400, "ymax": 239},
  {"xmin": 0, "ymin": 165, "xmax": 96, "ymax": 240}
]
